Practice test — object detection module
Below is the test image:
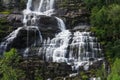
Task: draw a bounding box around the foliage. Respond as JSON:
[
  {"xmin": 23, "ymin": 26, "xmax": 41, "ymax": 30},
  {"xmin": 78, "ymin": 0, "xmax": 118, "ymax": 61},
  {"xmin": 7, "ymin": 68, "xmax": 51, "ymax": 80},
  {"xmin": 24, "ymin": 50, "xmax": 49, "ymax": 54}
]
[
  {"xmin": 0, "ymin": 10, "xmax": 11, "ymax": 14},
  {"xmin": 84, "ymin": 0, "xmax": 105, "ymax": 9},
  {"xmin": 79, "ymin": 71, "xmax": 89, "ymax": 80},
  {"xmin": 0, "ymin": 49, "xmax": 25, "ymax": 80},
  {"xmin": 84, "ymin": 0, "xmax": 120, "ymax": 10},
  {"xmin": 91, "ymin": 6, "xmax": 108, "ymax": 27},
  {"xmin": 84, "ymin": 0, "xmax": 120, "ymax": 79},
  {"xmin": 107, "ymin": 58, "xmax": 120, "ymax": 80},
  {"xmin": 96, "ymin": 65, "xmax": 107, "ymax": 80},
  {"xmin": 90, "ymin": 4, "xmax": 120, "ymax": 60}
]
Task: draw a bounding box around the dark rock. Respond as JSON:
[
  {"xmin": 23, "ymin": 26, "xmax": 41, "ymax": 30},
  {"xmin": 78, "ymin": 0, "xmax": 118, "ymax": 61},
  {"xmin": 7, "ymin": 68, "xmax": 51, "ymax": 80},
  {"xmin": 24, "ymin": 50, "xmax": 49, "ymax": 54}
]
[
  {"xmin": 7, "ymin": 13, "xmax": 23, "ymax": 28},
  {"xmin": 0, "ymin": 13, "xmax": 23, "ymax": 29},
  {"xmin": 72, "ymin": 25, "xmax": 90, "ymax": 31},
  {"xmin": 37, "ymin": 16, "xmax": 59, "ymax": 32},
  {"xmin": 6, "ymin": 27, "xmax": 41, "ymax": 51},
  {"xmin": 55, "ymin": 0, "xmax": 90, "ymax": 29},
  {"xmin": 26, "ymin": 15, "xmax": 61, "ymax": 38},
  {"xmin": 89, "ymin": 60, "xmax": 103, "ymax": 70},
  {"xmin": 1, "ymin": 0, "xmax": 26, "ymax": 10},
  {"xmin": 20, "ymin": 57, "xmax": 73, "ymax": 80}
]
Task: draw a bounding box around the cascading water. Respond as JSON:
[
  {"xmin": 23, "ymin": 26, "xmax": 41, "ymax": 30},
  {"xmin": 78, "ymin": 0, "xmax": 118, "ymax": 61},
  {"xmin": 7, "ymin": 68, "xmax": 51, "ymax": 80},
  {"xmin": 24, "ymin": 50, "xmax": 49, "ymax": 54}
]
[
  {"xmin": 43, "ymin": 30, "xmax": 71, "ymax": 62},
  {"xmin": 0, "ymin": 27, "xmax": 22, "ymax": 53},
  {"xmin": 55, "ymin": 17, "xmax": 66, "ymax": 31},
  {"xmin": 0, "ymin": 0, "xmax": 103, "ymax": 77}
]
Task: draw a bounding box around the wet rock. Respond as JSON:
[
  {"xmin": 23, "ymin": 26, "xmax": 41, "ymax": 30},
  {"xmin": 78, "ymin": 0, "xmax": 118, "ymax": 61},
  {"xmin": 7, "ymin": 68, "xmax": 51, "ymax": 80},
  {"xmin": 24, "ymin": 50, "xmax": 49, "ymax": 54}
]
[
  {"xmin": 38, "ymin": 16, "xmax": 60, "ymax": 38},
  {"xmin": 37, "ymin": 16, "xmax": 60, "ymax": 32},
  {"xmin": 72, "ymin": 25, "xmax": 90, "ymax": 31},
  {"xmin": 6, "ymin": 27, "xmax": 41, "ymax": 51},
  {"xmin": 26, "ymin": 15, "xmax": 61, "ymax": 38}
]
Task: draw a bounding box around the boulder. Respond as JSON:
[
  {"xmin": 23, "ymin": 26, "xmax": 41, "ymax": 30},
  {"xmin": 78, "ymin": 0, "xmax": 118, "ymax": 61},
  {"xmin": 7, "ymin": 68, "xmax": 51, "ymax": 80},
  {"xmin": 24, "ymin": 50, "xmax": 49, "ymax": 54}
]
[
  {"xmin": 26, "ymin": 15, "xmax": 61, "ymax": 38},
  {"xmin": 6, "ymin": 27, "xmax": 41, "ymax": 51}
]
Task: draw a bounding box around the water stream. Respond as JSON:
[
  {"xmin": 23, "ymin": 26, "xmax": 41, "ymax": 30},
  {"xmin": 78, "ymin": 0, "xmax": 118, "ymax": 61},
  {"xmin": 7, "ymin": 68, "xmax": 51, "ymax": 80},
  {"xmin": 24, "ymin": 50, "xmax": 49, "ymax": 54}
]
[{"xmin": 0, "ymin": 0, "xmax": 103, "ymax": 77}]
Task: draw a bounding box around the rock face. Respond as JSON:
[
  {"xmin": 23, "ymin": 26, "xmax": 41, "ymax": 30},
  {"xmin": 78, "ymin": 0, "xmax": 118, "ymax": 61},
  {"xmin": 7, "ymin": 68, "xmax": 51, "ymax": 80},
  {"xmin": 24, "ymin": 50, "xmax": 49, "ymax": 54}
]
[
  {"xmin": 0, "ymin": 12, "xmax": 23, "ymax": 29},
  {"xmin": 0, "ymin": 13, "xmax": 23, "ymax": 42},
  {"xmin": 0, "ymin": 14, "xmax": 61, "ymax": 52},
  {"xmin": 55, "ymin": 0, "xmax": 90, "ymax": 29},
  {"xmin": 0, "ymin": 0, "xmax": 26, "ymax": 10},
  {"xmin": 37, "ymin": 16, "xmax": 61, "ymax": 39},
  {"xmin": 7, "ymin": 13, "xmax": 23, "ymax": 28},
  {"xmin": 20, "ymin": 57, "xmax": 73, "ymax": 80},
  {"xmin": 25, "ymin": 15, "xmax": 61, "ymax": 39},
  {"xmin": 4, "ymin": 27, "xmax": 41, "ymax": 52}
]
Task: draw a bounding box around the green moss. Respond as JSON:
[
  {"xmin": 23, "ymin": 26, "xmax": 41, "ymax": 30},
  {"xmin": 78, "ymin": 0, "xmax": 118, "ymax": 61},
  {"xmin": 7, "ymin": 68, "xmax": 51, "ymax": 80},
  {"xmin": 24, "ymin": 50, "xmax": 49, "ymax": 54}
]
[
  {"xmin": 80, "ymin": 72, "xmax": 89, "ymax": 80},
  {"xmin": 0, "ymin": 10, "xmax": 11, "ymax": 15},
  {"xmin": 82, "ymin": 75, "xmax": 88, "ymax": 80}
]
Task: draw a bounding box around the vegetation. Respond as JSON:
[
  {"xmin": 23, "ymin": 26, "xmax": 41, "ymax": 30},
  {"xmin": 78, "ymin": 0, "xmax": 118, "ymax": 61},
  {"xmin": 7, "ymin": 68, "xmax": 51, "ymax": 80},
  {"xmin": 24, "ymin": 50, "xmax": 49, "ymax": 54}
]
[
  {"xmin": 0, "ymin": 49, "xmax": 44, "ymax": 80},
  {"xmin": 0, "ymin": 10, "xmax": 11, "ymax": 14},
  {"xmin": 0, "ymin": 49, "xmax": 25, "ymax": 80},
  {"xmin": 83, "ymin": 0, "xmax": 120, "ymax": 79},
  {"xmin": 107, "ymin": 58, "xmax": 120, "ymax": 80}
]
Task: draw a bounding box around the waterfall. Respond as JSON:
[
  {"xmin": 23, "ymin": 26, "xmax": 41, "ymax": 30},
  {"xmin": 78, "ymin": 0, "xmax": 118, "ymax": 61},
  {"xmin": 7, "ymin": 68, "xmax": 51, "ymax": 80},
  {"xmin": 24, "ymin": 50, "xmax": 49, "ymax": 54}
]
[
  {"xmin": 43, "ymin": 30, "xmax": 102, "ymax": 70},
  {"xmin": 50, "ymin": 0, "xmax": 55, "ymax": 10},
  {"xmin": 55, "ymin": 17, "xmax": 66, "ymax": 31},
  {"xmin": 23, "ymin": 0, "xmax": 55, "ymax": 16},
  {"xmin": 27, "ymin": 0, "xmax": 32, "ymax": 10},
  {"xmin": 0, "ymin": 27, "xmax": 22, "ymax": 53},
  {"xmin": 0, "ymin": 0, "xmax": 103, "ymax": 74},
  {"xmin": 45, "ymin": 30, "xmax": 71, "ymax": 62},
  {"xmin": 38, "ymin": 0, "xmax": 44, "ymax": 11}
]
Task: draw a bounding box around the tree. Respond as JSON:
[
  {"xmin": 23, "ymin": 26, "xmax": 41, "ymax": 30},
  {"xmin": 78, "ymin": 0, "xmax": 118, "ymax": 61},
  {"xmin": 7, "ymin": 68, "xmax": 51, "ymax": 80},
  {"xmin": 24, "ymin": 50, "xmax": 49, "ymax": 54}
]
[
  {"xmin": 0, "ymin": 49, "xmax": 25, "ymax": 80},
  {"xmin": 107, "ymin": 58, "xmax": 120, "ymax": 80}
]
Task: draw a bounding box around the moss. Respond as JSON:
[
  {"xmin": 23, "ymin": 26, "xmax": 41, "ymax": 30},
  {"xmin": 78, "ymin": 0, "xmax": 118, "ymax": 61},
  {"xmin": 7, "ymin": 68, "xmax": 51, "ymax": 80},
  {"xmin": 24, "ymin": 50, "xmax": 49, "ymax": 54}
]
[
  {"xmin": 0, "ymin": 10, "xmax": 11, "ymax": 15},
  {"xmin": 80, "ymin": 72, "xmax": 89, "ymax": 80},
  {"xmin": 82, "ymin": 75, "xmax": 88, "ymax": 80}
]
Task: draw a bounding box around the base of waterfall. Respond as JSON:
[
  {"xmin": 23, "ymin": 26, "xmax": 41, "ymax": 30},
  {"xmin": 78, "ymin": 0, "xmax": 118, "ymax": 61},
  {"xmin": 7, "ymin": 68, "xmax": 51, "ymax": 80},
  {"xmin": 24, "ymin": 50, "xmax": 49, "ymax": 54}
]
[{"xmin": 20, "ymin": 55, "xmax": 104, "ymax": 79}]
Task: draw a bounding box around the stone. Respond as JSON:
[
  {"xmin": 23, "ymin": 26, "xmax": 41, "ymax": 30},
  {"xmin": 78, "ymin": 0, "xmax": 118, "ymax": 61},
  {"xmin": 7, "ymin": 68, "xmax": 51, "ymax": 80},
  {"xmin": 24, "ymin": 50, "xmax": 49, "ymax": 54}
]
[{"xmin": 7, "ymin": 13, "xmax": 23, "ymax": 28}]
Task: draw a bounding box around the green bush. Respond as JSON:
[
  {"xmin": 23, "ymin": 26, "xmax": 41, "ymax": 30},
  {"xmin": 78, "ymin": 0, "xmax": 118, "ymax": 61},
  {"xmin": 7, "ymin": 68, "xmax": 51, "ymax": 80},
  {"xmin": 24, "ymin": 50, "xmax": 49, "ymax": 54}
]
[
  {"xmin": 0, "ymin": 49, "xmax": 25, "ymax": 80},
  {"xmin": 107, "ymin": 58, "xmax": 120, "ymax": 80}
]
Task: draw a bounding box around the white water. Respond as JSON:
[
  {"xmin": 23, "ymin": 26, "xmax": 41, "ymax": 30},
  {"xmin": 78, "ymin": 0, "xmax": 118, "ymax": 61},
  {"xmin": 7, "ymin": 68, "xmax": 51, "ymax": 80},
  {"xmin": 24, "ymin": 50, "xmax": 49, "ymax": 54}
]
[
  {"xmin": 0, "ymin": 27, "xmax": 22, "ymax": 53},
  {"xmin": 45, "ymin": 30, "xmax": 71, "ymax": 62},
  {"xmin": 55, "ymin": 17, "xmax": 66, "ymax": 31},
  {"xmin": 43, "ymin": 30, "xmax": 102, "ymax": 70},
  {"xmin": 27, "ymin": 0, "xmax": 32, "ymax": 10},
  {"xmin": 0, "ymin": 0, "xmax": 103, "ymax": 77},
  {"xmin": 24, "ymin": 0, "xmax": 55, "ymax": 16},
  {"xmin": 38, "ymin": 0, "xmax": 44, "ymax": 11}
]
